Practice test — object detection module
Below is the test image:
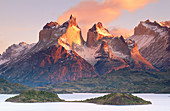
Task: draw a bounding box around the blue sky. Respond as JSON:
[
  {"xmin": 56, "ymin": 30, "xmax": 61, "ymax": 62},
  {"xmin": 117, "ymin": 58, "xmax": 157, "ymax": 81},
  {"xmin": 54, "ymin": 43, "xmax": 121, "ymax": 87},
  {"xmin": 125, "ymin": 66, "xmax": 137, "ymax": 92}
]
[{"xmin": 0, "ymin": 0, "xmax": 169, "ymax": 54}]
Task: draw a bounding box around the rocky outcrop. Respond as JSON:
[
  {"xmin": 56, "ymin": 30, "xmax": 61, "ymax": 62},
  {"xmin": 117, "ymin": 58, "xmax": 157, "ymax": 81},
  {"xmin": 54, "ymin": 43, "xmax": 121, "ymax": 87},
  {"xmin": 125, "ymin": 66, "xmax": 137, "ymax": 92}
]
[
  {"xmin": 0, "ymin": 45, "xmax": 98, "ymax": 87},
  {"xmin": 109, "ymin": 36, "xmax": 130, "ymax": 55},
  {"xmin": 94, "ymin": 40, "xmax": 129, "ymax": 75},
  {"xmin": 129, "ymin": 20, "xmax": 170, "ymax": 70},
  {"xmin": 134, "ymin": 20, "xmax": 157, "ymax": 36},
  {"xmin": 36, "ymin": 15, "xmax": 85, "ymax": 52},
  {"xmin": 86, "ymin": 22, "xmax": 113, "ymax": 47},
  {"xmin": 127, "ymin": 40, "xmax": 158, "ymax": 71},
  {"xmin": 160, "ymin": 21, "xmax": 170, "ymax": 28}
]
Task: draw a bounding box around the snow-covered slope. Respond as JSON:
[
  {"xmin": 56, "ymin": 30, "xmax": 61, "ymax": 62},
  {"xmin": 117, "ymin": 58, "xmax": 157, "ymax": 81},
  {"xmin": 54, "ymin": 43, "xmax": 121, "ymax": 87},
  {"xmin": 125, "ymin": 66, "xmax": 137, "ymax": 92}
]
[
  {"xmin": 129, "ymin": 20, "xmax": 170, "ymax": 70},
  {"xmin": 0, "ymin": 42, "xmax": 35, "ymax": 65}
]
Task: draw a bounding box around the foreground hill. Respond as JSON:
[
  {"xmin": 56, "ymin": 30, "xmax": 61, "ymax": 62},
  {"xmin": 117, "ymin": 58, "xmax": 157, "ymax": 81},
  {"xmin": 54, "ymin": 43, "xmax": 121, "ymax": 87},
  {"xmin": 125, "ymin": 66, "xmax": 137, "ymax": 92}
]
[
  {"xmin": 6, "ymin": 90, "xmax": 151, "ymax": 105},
  {"xmin": 44, "ymin": 69, "xmax": 170, "ymax": 93},
  {"xmin": 6, "ymin": 90, "xmax": 64, "ymax": 103},
  {"xmin": 83, "ymin": 93, "xmax": 151, "ymax": 105},
  {"xmin": 0, "ymin": 78, "xmax": 29, "ymax": 94}
]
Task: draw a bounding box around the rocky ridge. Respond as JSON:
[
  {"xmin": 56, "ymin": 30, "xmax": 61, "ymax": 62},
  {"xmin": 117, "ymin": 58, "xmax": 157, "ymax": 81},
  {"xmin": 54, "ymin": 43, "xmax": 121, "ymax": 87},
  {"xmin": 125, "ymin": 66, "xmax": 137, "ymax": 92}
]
[
  {"xmin": 0, "ymin": 42, "xmax": 35, "ymax": 65},
  {"xmin": 129, "ymin": 20, "xmax": 170, "ymax": 70},
  {"xmin": 0, "ymin": 16, "xmax": 159, "ymax": 87}
]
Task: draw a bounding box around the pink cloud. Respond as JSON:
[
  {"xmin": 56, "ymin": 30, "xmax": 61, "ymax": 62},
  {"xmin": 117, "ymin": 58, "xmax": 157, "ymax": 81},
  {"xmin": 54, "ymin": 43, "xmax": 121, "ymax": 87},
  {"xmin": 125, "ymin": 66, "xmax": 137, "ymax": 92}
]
[
  {"xmin": 57, "ymin": 0, "xmax": 157, "ymax": 40},
  {"xmin": 109, "ymin": 27, "xmax": 134, "ymax": 38}
]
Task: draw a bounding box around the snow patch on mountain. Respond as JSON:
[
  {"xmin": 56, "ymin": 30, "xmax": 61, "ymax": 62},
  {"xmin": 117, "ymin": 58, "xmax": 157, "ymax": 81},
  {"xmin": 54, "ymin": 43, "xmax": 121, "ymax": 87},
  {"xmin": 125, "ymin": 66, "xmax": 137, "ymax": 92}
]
[
  {"xmin": 129, "ymin": 35, "xmax": 155, "ymax": 49},
  {"xmin": 96, "ymin": 26, "xmax": 112, "ymax": 37},
  {"xmin": 76, "ymin": 45, "xmax": 99, "ymax": 66},
  {"xmin": 0, "ymin": 42, "xmax": 35, "ymax": 65}
]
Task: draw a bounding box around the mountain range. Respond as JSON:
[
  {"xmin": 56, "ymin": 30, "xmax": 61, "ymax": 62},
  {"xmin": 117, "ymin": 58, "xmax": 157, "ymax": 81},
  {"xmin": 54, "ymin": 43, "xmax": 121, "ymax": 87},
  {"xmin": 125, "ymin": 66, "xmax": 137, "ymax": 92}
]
[{"xmin": 0, "ymin": 15, "xmax": 169, "ymax": 87}]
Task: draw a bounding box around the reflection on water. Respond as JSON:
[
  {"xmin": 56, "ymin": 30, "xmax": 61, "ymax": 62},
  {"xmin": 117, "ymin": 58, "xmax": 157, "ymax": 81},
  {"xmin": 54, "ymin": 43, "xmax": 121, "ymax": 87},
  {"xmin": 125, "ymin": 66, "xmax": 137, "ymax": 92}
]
[{"xmin": 0, "ymin": 93, "xmax": 170, "ymax": 111}]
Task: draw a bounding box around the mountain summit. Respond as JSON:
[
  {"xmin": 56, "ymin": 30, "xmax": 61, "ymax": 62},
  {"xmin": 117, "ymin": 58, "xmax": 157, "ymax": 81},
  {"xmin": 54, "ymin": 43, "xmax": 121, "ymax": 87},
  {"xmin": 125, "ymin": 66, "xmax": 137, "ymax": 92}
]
[
  {"xmin": 130, "ymin": 20, "xmax": 170, "ymax": 70},
  {"xmin": 86, "ymin": 22, "xmax": 113, "ymax": 47},
  {"xmin": 33, "ymin": 15, "xmax": 85, "ymax": 52}
]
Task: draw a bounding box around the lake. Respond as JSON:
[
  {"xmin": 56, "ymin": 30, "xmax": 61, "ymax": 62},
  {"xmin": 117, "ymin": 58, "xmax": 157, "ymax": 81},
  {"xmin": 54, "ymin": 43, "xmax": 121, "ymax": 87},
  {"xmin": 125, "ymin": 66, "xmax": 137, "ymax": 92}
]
[{"xmin": 0, "ymin": 93, "xmax": 170, "ymax": 111}]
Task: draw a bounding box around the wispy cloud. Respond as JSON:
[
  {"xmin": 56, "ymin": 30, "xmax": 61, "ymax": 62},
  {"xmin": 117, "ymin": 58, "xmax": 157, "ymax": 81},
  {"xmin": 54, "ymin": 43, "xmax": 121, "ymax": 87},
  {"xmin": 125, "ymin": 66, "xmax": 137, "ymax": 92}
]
[
  {"xmin": 109, "ymin": 27, "xmax": 134, "ymax": 38},
  {"xmin": 57, "ymin": 0, "xmax": 157, "ymax": 39}
]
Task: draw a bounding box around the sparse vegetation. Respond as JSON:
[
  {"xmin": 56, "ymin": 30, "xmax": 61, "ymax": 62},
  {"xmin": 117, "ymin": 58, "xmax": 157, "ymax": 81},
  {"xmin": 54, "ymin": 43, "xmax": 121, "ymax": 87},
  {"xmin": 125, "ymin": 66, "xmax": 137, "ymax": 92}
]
[
  {"xmin": 5, "ymin": 90, "xmax": 151, "ymax": 105},
  {"xmin": 82, "ymin": 93, "xmax": 152, "ymax": 105},
  {"xmin": 0, "ymin": 78, "xmax": 30, "ymax": 94},
  {"xmin": 5, "ymin": 90, "xmax": 64, "ymax": 103},
  {"xmin": 43, "ymin": 69, "xmax": 170, "ymax": 93}
]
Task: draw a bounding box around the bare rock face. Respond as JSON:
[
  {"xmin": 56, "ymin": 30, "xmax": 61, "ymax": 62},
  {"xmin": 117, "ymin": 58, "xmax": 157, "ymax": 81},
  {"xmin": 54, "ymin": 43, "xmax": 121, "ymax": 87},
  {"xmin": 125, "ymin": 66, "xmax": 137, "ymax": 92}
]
[
  {"xmin": 86, "ymin": 22, "xmax": 113, "ymax": 47},
  {"xmin": 0, "ymin": 45, "xmax": 98, "ymax": 86},
  {"xmin": 39, "ymin": 22, "xmax": 59, "ymax": 41},
  {"xmin": 109, "ymin": 36, "xmax": 130, "ymax": 55},
  {"xmin": 160, "ymin": 21, "xmax": 170, "ymax": 28},
  {"xmin": 34, "ymin": 15, "xmax": 85, "ymax": 53},
  {"xmin": 94, "ymin": 40, "xmax": 129, "ymax": 75},
  {"xmin": 134, "ymin": 20, "xmax": 157, "ymax": 36},
  {"xmin": 127, "ymin": 40, "xmax": 158, "ymax": 71},
  {"xmin": 129, "ymin": 20, "xmax": 170, "ymax": 70}
]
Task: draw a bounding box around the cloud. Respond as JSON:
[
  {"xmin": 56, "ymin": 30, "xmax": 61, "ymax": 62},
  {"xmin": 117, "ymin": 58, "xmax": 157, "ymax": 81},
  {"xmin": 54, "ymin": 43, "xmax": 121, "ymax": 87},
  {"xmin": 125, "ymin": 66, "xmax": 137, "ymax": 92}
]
[
  {"xmin": 57, "ymin": 0, "xmax": 157, "ymax": 39},
  {"xmin": 109, "ymin": 27, "xmax": 134, "ymax": 38}
]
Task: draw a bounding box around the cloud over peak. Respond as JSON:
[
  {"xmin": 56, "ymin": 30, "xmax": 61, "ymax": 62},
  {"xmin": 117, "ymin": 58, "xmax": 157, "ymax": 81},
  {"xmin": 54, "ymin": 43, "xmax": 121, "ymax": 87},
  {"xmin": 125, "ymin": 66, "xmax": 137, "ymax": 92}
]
[{"xmin": 57, "ymin": 0, "xmax": 157, "ymax": 39}]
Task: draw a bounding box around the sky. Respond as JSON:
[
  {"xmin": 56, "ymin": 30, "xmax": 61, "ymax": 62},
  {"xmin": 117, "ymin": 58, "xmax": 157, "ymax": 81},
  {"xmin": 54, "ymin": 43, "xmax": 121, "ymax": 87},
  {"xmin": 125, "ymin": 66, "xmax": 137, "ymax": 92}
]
[{"xmin": 0, "ymin": 0, "xmax": 170, "ymax": 54}]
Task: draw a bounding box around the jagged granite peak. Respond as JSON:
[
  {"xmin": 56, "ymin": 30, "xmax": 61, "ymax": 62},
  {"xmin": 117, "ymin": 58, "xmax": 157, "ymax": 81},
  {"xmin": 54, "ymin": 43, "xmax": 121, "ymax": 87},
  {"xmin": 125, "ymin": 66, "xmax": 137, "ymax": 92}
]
[
  {"xmin": 129, "ymin": 20, "xmax": 170, "ymax": 70},
  {"xmin": 35, "ymin": 15, "xmax": 85, "ymax": 53},
  {"xmin": 134, "ymin": 21, "xmax": 156, "ymax": 36},
  {"xmin": 43, "ymin": 21, "xmax": 59, "ymax": 30},
  {"xmin": 0, "ymin": 42, "xmax": 35, "ymax": 65},
  {"xmin": 134, "ymin": 19, "xmax": 169, "ymax": 36},
  {"xmin": 109, "ymin": 37, "xmax": 130, "ymax": 56},
  {"xmin": 94, "ymin": 40, "xmax": 129, "ymax": 75},
  {"xmin": 160, "ymin": 21, "xmax": 170, "ymax": 28},
  {"xmin": 0, "ymin": 45, "xmax": 98, "ymax": 86},
  {"xmin": 69, "ymin": 14, "xmax": 77, "ymax": 26},
  {"xmin": 86, "ymin": 22, "xmax": 113, "ymax": 47}
]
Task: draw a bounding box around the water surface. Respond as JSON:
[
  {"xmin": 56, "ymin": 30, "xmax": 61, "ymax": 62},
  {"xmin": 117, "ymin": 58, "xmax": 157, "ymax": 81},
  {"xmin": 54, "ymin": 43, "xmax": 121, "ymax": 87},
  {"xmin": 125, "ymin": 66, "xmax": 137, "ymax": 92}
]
[{"xmin": 0, "ymin": 93, "xmax": 170, "ymax": 111}]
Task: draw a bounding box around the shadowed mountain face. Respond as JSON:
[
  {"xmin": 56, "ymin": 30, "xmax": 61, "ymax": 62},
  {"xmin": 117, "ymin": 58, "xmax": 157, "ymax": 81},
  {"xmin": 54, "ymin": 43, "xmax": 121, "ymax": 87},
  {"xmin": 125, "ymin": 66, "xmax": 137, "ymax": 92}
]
[
  {"xmin": 0, "ymin": 45, "xmax": 98, "ymax": 87},
  {"xmin": 130, "ymin": 20, "xmax": 170, "ymax": 70},
  {"xmin": 94, "ymin": 40, "xmax": 129, "ymax": 75}
]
